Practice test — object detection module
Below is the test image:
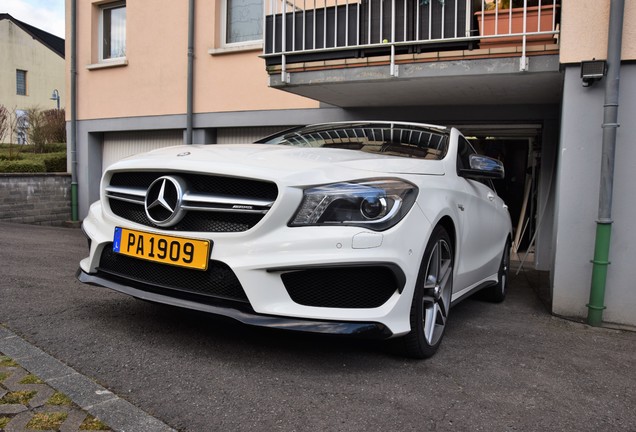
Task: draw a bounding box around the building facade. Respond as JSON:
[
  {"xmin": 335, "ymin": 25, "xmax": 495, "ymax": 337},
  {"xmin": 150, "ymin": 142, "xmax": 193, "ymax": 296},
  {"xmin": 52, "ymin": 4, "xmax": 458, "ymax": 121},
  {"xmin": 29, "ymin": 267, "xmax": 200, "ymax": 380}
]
[
  {"xmin": 0, "ymin": 14, "xmax": 65, "ymax": 143},
  {"xmin": 67, "ymin": 0, "xmax": 636, "ymax": 328}
]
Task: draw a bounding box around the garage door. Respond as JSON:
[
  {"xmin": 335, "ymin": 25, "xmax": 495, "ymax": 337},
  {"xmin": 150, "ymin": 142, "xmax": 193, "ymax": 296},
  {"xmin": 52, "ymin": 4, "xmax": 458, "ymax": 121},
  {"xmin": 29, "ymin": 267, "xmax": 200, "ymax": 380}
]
[
  {"xmin": 102, "ymin": 130, "xmax": 183, "ymax": 171},
  {"xmin": 102, "ymin": 127, "xmax": 294, "ymax": 171},
  {"xmin": 216, "ymin": 126, "xmax": 291, "ymax": 144}
]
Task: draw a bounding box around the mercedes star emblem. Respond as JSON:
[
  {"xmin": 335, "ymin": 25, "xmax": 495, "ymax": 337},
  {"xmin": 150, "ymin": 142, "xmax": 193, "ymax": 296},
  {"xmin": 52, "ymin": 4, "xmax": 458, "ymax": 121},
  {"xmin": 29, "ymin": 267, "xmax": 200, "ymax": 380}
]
[{"xmin": 144, "ymin": 176, "xmax": 187, "ymax": 227}]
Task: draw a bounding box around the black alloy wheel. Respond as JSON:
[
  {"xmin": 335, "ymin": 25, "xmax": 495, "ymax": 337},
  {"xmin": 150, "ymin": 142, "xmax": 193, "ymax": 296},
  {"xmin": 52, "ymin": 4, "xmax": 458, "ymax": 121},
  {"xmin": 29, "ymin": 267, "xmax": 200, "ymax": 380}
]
[{"xmin": 481, "ymin": 240, "xmax": 510, "ymax": 303}]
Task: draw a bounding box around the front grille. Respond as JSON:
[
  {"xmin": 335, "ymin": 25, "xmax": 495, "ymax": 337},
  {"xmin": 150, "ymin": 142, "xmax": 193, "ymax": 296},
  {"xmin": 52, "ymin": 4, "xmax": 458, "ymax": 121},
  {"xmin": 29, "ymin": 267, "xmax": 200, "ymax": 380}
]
[
  {"xmin": 107, "ymin": 171, "xmax": 278, "ymax": 233},
  {"xmin": 281, "ymin": 266, "xmax": 399, "ymax": 308},
  {"xmin": 97, "ymin": 243, "xmax": 249, "ymax": 304}
]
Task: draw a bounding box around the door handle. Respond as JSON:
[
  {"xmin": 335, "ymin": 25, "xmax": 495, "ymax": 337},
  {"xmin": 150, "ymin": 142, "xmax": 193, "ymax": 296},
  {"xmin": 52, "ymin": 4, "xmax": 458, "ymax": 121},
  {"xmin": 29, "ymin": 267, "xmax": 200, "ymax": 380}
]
[{"xmin": 487, "ymin": 193, "xmax": 495, "ymax": 202}]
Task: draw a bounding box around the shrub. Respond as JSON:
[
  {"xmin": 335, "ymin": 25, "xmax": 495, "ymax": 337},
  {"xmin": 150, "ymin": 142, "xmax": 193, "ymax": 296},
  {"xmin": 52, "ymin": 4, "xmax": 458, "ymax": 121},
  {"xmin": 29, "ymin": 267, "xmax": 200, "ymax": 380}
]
[
  {"xmin": 43, "ymin": 152, "xmax": 67, "ymax": 172},
  {"xmin": 0, "ymin": 153, "xmax": 23, "ymax": 161},
  {"xmin": 0, "ymin": 159, "xmax": 45, "ymax": 173},
  {"xmin": 25, "ymin": 108, "xmax": 47, "ymax": 152},
  {"xmin": 0, "ymin": 105, "xmax": 9, "ymax": 143},
  {"xmin": 42, "ymin": 109, "xmax": 66, "ymax": 144},
  {"xmin": 20, "ymin": 108, "xmax": 66, "ymax": 152},
  {"xmin": 45, "ymin": 143, "xmax": 67, "ymax": 153}
]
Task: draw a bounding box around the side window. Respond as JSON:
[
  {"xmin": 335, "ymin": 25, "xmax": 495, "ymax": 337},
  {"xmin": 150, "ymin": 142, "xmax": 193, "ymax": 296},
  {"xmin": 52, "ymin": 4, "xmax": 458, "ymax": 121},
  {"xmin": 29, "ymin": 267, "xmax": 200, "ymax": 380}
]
[{"xmin": 99, "ymin": 2, "xmax": 127, "ymax": 61}]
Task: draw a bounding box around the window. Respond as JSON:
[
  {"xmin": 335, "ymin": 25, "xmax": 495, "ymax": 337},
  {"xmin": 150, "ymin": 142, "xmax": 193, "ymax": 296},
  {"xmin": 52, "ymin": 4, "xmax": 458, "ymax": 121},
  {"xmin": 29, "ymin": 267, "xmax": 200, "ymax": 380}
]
[
  {"xmin": 16, "ymin": 110, "xmax": 28, "ymax": 145},
  {"xmin": 100, "ymin": 2, "xmax": 126, "ymax": 61},
  {"xmin": 224, "ymin": 0, "xmax": 263, "ymax": 46},
  {"xmin": 16, "ymin": 70, "xmax": 27, "ymax": 95}
]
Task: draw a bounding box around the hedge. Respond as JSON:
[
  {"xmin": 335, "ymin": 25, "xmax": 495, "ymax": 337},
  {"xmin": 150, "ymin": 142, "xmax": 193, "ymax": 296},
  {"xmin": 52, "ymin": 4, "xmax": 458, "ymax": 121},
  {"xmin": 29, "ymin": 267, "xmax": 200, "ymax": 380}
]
[
  {"xmin": 43, "ymin": 152, "xmax": 67, "ymax": 172},
  {"xmin": 0, "ymin": 149, "xmax": 67, "ymax": 173},
  {"xmin": 0, "ymin": 159, "xmax": 46, "ymax": 173}
]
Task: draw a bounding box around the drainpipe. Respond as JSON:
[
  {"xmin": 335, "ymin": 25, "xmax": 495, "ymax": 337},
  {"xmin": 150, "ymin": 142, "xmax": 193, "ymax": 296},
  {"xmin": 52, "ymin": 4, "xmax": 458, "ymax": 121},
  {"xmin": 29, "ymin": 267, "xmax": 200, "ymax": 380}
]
[
  {"xmin": 587, "ymin": 0, "xmax": 625, "ymax": 326},
  {"xmin": 186, "ymin": 0, "xmax": 195, "ymax": 144},
  {"xmin": 70, "ymin": 0, "xmax": 78, "ymax": 221}
]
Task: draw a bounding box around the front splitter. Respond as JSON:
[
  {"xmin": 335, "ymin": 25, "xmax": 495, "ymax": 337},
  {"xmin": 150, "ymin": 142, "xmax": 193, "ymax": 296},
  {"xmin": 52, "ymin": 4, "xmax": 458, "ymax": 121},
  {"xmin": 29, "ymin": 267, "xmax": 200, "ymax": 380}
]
[{"xmin": 77, "ymin": 269, "xmax": 393, "ymax": 339}]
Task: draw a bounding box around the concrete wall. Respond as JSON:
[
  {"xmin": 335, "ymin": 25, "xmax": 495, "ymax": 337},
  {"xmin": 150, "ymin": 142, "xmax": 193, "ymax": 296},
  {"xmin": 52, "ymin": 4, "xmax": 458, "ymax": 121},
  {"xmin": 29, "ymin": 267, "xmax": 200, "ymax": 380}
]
[
  {"xmin": 0, "ymin": 173, "xmax": 71, "ymax": 225},
  {"xmin": 552, "ymin": 64, "xmax": 636, "ymax": 327}
]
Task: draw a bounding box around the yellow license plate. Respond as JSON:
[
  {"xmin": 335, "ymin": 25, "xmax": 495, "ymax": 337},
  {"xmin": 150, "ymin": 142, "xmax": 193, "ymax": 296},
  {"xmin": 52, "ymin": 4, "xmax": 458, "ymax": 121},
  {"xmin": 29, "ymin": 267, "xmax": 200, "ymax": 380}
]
[{"xmin": 113, "ymin": 227, "xmax": 210, "ymax": 271}]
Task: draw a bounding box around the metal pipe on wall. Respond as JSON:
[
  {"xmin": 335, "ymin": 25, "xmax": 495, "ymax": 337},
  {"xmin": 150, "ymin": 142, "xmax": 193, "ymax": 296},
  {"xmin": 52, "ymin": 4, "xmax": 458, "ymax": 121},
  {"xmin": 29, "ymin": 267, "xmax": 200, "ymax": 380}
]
[
  {"xmin": 70, "ymin": 0, "xmax": 78, "ymax": 221},
  {"xmin": 186, "ymin": 0, "xmax": 195, "ymax": 144},
  {"xmin": 587, "ymin": 0, "xmax": 625, "ymax": 326}
]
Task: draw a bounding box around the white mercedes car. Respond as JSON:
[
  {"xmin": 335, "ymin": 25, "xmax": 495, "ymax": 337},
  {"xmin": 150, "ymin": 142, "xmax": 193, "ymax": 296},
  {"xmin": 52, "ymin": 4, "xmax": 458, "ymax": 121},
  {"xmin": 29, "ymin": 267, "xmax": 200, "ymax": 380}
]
[{"xmin": 78, "ymin": 121, "xmax": 512, "ymax": 358}]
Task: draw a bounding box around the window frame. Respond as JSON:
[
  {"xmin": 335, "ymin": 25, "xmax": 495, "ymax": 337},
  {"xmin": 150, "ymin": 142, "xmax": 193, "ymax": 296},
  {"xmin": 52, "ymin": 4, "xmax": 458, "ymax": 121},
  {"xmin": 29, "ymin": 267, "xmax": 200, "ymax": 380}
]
[
  {"xmin": 221, "ymin": 0, "xmax": 264, "ymax": 49},
  {"xmin": 16, "ymin": 70, "xmax": 27, "ymax": 96},
  {"xmin": 98, "ymin": 1, "xmax": 127, "ymax": 63}
]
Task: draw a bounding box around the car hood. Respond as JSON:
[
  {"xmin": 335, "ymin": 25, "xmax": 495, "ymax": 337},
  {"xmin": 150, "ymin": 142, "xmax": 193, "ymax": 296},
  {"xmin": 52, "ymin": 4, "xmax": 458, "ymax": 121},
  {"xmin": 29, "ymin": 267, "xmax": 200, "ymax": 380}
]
[{"xmin": 108, "ymin": 144, "xmax": 446, "ymax": 184}]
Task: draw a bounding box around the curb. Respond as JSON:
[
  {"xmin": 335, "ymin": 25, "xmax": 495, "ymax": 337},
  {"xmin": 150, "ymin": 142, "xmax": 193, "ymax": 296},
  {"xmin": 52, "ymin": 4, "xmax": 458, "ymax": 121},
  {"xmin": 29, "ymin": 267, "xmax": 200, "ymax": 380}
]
[{"xmin": 0, "ymin": 326, "xmax": 175, "ymax": 432}]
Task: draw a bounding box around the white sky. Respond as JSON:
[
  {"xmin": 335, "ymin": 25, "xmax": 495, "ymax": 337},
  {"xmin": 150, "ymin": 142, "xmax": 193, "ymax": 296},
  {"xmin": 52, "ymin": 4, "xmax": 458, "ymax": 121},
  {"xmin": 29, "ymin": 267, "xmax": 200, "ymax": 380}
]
[{"xmin": 3, "ymin": 0, "xmax": 65, "ymax": 39}]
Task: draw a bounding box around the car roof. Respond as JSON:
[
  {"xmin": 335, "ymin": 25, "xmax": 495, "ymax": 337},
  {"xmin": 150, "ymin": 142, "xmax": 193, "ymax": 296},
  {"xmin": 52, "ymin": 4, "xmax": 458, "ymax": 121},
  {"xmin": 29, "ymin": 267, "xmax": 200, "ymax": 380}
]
[{"xmin": 301, "ymin": 121, "xmax": 448, "ymax": 133}]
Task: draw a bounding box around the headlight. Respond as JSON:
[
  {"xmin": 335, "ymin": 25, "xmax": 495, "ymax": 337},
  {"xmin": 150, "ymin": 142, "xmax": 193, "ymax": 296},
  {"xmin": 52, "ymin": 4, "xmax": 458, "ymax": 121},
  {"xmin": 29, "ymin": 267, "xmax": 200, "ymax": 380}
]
[{"xmin": 290, "ymin": 179, "xmax": 418, "ymax": 231}]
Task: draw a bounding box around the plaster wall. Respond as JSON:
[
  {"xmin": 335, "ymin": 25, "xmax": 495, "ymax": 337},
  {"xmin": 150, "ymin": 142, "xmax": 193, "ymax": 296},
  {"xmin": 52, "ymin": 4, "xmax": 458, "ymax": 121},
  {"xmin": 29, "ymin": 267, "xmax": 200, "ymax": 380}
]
[
  {"xmin": 552, "ymin": 64, "xmax": 636, "ymax": 326},
  {"xmin": 67, "ymin": 0, "xmax": 318, "ymax": 121},
  {"xmin": 0, "ymin": 19, "xmax": 65, "ymax": 140},
  {"xmin": 560, "ymin": 0, "xmax": 636, "ymax": 63}
]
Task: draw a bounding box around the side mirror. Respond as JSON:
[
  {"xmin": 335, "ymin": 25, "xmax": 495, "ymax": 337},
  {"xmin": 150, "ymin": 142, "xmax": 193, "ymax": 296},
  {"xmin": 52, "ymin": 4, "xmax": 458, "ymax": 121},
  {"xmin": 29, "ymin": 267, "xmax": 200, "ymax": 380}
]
[{"xmin": 459, "ymin": 154, "xmax": 505, "ymax": 179}]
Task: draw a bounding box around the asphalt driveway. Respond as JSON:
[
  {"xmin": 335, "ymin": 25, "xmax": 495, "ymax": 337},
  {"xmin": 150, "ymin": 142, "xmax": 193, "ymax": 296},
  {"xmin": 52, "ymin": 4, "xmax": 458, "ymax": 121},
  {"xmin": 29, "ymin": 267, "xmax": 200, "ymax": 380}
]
[{"xmin": 0, "ymin": 222, "xmax": 634, "ymax": 431}]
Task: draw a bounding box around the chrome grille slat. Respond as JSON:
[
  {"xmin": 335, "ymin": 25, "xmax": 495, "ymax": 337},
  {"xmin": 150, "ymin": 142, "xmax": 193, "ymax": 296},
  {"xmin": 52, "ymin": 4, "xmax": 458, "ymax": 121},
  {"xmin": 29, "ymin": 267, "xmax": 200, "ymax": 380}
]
[
  {"xmin": 181, "ymin": 205, "xmax": 269, "ymax": 215},
  {"xmin": 183, "ymin": 192, "xmax": 274, "ymax": 208}
]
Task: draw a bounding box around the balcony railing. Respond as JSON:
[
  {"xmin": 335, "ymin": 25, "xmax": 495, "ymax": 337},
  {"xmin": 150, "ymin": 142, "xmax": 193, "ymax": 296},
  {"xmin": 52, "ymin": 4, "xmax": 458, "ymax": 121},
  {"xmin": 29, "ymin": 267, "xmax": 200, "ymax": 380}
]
[{"xmin": 263, "ymin": 0, "xmax": 560, "ymax": 76}]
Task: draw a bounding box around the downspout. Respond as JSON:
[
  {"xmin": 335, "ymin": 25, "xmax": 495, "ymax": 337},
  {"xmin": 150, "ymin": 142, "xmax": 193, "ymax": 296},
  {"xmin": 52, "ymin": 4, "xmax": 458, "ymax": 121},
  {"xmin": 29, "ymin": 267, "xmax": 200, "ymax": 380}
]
[
  {"xmin": 70, "ymin": 0, "xmax": 78, "ymax": 221},
  {"xmin": 186, "ymin": 0, "xmax": 195, "ymax": 144},
  {"xmin": 587, "ymin": 0, "xmax": 625, "ymax": 326}
]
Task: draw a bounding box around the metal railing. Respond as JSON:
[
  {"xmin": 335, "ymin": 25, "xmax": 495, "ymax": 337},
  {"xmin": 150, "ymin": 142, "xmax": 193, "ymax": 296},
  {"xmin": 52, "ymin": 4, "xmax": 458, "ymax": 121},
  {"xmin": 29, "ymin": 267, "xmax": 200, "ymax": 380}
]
[{"xmin": 263, "ymin": 0, "xmax": 560, "ymax": 78}]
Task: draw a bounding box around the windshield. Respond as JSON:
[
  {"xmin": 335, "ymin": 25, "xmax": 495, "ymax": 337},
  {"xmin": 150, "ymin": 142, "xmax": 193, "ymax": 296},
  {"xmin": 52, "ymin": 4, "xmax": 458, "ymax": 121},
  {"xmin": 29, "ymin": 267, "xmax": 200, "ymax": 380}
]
[{"xmin": 258, "ymin": 123, "xmax": 448, "ymax": 160}]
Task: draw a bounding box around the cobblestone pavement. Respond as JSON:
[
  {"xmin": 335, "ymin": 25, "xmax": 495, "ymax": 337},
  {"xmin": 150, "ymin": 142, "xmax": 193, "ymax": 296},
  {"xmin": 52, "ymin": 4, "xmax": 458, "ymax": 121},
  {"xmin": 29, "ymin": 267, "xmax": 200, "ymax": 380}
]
[{"xmin": 0, "ymin": 353, "xmax": 111, "ymax": 432}]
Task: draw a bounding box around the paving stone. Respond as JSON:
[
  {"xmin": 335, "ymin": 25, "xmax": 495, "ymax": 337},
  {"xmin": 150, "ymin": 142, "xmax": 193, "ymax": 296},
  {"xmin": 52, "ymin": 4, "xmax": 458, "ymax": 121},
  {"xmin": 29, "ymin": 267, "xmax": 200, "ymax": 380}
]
[
  {"xmin": 4, "ymin": 410, "xmax": 32, "ymax": 432},
  {"xmin": 0, "ymin": 403, "xmax": 28, "ymax": 414}
]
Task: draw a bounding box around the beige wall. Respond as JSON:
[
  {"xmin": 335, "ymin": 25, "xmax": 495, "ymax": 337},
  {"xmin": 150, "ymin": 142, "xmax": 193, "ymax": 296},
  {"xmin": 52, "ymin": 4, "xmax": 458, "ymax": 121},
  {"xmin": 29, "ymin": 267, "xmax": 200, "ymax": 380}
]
[
  {"xmin": 68, "ymin": 0, "xmax": 318, "ymax": 121},
  {"xmin": 0, "ymin": 19, "xmax": 65, "ymax": 136},
  {"xmin": 560, "ymin": 0, "xmax": 636, "ymax": 63}
]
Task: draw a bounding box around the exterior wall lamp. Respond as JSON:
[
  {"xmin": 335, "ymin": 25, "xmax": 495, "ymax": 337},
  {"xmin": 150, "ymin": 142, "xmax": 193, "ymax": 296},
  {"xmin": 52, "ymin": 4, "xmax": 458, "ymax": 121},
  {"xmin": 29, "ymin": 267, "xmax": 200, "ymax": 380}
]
[
  {"xmin": 581, "ymin": 60, "xmax": 607, "ymax": 87},
  {"xmin": 50, "ymin": 89, "xmax": 60, "ymax": 110}
]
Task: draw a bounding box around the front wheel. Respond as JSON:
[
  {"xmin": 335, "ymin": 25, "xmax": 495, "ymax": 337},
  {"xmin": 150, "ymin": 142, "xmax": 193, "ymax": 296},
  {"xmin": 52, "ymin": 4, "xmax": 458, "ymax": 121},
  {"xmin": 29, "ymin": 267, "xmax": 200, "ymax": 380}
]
[{"xmin": 400, "ymin": 226, "xmax": 454, "ymax": 359}]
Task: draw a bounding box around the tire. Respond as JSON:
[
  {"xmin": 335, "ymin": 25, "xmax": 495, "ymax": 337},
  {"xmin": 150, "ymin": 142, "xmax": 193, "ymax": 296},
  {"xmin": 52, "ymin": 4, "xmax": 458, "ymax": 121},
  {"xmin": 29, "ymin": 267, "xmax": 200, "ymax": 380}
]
[
  {"xmin": 481, "ymin": 240, "xmax": 510, "ymax": 303},
  {"xmin": 400, "ymin": 226, "xmax": 454, "ymax": 359}
]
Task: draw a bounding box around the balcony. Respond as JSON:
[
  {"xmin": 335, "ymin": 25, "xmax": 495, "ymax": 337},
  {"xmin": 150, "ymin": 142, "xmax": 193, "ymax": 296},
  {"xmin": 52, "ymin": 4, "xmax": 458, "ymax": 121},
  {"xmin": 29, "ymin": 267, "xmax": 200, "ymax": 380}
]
[{"xmin": 263, "ymin": 0, "xmax": 562, "ymax": 107}]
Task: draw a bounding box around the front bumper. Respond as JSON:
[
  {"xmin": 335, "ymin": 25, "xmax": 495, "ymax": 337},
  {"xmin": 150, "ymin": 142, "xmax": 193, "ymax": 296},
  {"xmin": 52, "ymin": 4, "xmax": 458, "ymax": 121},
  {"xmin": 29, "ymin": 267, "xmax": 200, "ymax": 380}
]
[
  {"xmin": 79, "ymin": 198, "xmax": 434, "ymax": 337},
  {"xmin": 77, "ymin": 269, "xmax": 393, "ymax": 338}
]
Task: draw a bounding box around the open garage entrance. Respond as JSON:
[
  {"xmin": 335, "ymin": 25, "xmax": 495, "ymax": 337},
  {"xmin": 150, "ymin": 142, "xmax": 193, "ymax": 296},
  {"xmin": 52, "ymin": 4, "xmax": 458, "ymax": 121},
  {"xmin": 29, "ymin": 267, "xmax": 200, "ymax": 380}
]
[{"xmin": 460, "ymin": 124, "xmax": 551, "ymax": 265}]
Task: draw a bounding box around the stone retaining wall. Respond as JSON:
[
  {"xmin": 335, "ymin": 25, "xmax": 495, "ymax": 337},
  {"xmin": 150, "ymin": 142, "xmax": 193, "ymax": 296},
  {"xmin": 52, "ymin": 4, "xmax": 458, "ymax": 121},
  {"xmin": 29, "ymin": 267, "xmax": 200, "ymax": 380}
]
[{"xmin": 0, "ymin": 173, "xmax": 72, "ymax": 226}]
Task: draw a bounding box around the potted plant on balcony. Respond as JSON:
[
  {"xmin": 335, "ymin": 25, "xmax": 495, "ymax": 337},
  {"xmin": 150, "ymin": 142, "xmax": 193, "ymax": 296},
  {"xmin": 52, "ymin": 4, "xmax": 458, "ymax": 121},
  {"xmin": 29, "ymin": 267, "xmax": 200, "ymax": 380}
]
[{"xmin": 474, "ymin": 0, "xmax": 560, "ymax": 48}]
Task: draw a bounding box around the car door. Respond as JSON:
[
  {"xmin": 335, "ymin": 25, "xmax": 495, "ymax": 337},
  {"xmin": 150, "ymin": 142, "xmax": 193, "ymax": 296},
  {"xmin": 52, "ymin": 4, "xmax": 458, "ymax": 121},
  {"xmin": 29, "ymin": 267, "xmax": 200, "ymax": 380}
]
[{"xmin": 454, "ymin": 137, "xmax": 506, "ymax": 291}]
